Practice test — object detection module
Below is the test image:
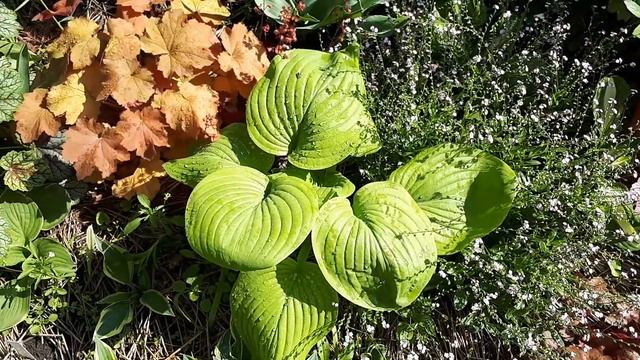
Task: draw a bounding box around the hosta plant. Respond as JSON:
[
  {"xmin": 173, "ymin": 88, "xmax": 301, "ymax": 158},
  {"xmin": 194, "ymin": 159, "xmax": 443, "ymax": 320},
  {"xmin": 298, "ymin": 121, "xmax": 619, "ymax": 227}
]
[{"xmin": 167, "ymin": 45, "xmax": 518, "ymax": 359}]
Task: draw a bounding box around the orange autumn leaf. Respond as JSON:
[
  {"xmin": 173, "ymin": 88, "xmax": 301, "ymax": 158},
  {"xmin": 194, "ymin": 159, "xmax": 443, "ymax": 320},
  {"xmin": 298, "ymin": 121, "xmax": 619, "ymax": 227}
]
[
  {"xmin": 104, "ymin": 18, "xmax": 141, "ymax": 61},
  {"xmin": 46, "ymin": 18, "xmax": 101, "ymax": 69},
  {"xmin": 116, "ymin": 6, "xmax": 149, "ymax": 35},
  {"xmin": 116, "ymin": 107, "xmax": 169, "ymax": 160},
  {"xmin": 171, "ymin": 0, "xmax": 230, "ymax": 25},
  {"xmin": 101, "ymin": 59, "xmax": 155, "ymax": 106},
  {"xmin": 112, "ymin": 158, "xmax": 165, "ymax": 200},
  {"xmin": 33, "ymin": 0, "xmax": 82, "ymax": 21},
  {"xmin": 212, "ymin": 71, "xmax": 254, "ymax": 98},
  {"xmin": 61, "ymin": 119, "xmax": 130, "ymax": 180},
  {"xmin": 14, "ymin": 89, "xmax": 61, "ymax": 143},
  {"xmin": 152, "ymin": 81, "xmax": 220, "ymax": 137},
  {"xmin": 218, "ymin": 23, "xmax": 269, "ymax": 84},
  {"xmin": 116, "ymin": 0, "xmax": 153, "ymax": 13},
  {"xmin": 47, "ymin": 71, "xmax": 100, "ymax": 124},
  {"xmin": 140, "ymin": 10, "xmax": 217, "ymax": 78}
]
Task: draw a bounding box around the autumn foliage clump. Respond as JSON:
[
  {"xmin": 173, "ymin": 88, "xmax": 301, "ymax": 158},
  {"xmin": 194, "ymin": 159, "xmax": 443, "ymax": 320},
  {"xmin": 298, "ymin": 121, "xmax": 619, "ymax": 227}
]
[{"xmin": 14, "ymin": 0, "xmax": 270, "ymax": 200}]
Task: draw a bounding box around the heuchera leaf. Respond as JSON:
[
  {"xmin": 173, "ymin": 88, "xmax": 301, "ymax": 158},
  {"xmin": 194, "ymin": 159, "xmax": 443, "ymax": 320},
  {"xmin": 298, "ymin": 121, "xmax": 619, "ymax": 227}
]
[
  {"xmin": 112, "ymin": 159, "xmax": 166, "ymax": 200},
  {"xmin": 46, "ymin": 18, "xmax": 101, "ymax": 70},
  {"xmin": 0, "ymin": 59, "xmax": 24, "ymax": 123},
  {"xmin": 389, "ymin": 144, "xmax": 518, "ymax": 255},
  {"xmin": 283, "ymin": 166, "xmax": 355, "ymax": 206},
  {"xmin": 312, "ymin": 181, "xmax": 437, "ymax": 310},
  {"xmin": 186, "ymin": 166, "xmax": 318, "ymax": 270},
  {"xmin": 218, "ymin": 23, "xmax": 270, "ymax": 85},
  {"xmin": 230, "ymin": 259, "xmax": 338, "ymax": 360},
  {"xmin": 246, "ymin": 44, "xmax": 381, "ymax": 170},
  {"xmin": 0, "ymin": 3, "xmax": 21, "ymax": 38},
  {"xmin": 14, "ymin": 89, "xmax": 61, "ymax": 143},
  {"xmin": 164, "ymin": 123, "xmax": 275, "ymax": 187},
  {"xmin": 171, "ymin": 0, "xmax": 231, "ymax": 25},
  {"xmin": 0, "ymin": 149, "xmax": 49, "ymax": 192},
  {"xmin": 116, "ymin": 107, "xmax": 169, "ymax": 160}
]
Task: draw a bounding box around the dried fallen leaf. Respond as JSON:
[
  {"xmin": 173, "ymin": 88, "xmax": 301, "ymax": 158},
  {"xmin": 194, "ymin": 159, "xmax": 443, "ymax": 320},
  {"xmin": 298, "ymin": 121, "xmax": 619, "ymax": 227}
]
[
  {"xmin": 171, "ymin": 0, "xmax": 230, "ymax": 25},
  {"xmin": 47, "ymin": 17, "xmax": 101, "ymax": 69},
  {"xmin": 212, "ymin": 71, "xmax": 253, "ymax": 98},
  {"xmin": 47, "ymin": 72, "xmax": 99, "ymax": 125},
  {"xmin": 140, "ymin": 10, "xmax": 216, "ymax": 78},
  {"xmin": 104, "ymin": 18, "xmax": 141, "ymax": 61},
  {"xmin": 116, "ymin": 5, "xmax": 149, "ymax": 35},
  {"xmin": 152, "ymin": 81, "xmax": 219, "ymax": 137},
  {"xmin": 112, "ymin": 158, "xmax": 165, "ymax": 200},
  {"xmin": 116, "ymin": 107, "xmax": 169, "ymax": 160},
  {"xmin": 14, "ymin": 89, "xmax": 61, "ymax": 143},
  {"xmin": 218, "ymin": 23, "xmax": 269, "ymax": 84},
  {"xmin": 101, "ymin": 59, "xmax": 155, "ymax": 106},
  {"xmin": 61, "ymin": 118, "xmax": 130, "ymax": 180},
  {"xmin": 116, "ymin": 0, "xmax": 153, "ymax": 12},
  {"xmin": 33, "ymin": 0, "xmax": 82, "ymax": 21}
]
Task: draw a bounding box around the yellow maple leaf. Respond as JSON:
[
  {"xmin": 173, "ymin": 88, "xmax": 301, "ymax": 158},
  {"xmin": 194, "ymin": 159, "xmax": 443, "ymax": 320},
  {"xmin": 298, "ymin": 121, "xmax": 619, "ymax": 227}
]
[
  {"xmin": 14, "ymin": 89, "xmax": 61, "ymax": 143},
  {"xmin": 171, "ymin": 0, "xmax": 230, "ymax": 25},
  {"xmin": 101, "ymin": 59, "xmax": 155, "ymax": 106},
  {"xmin": 152, "ymin": 81, "xmax": 219, "ymax": 137},
  {"xmin": 112, "ymin": 158, "xmax": 166, "ymax": 200},
  {"xmin": 140, "ymin": 10, "xmax": 216, "ymax": 78},
  {"xmin": 47, "ymin": 17, "xmax": 101, "ymax": 69},
  {"xmin": 104, "ymin": 18, "xmax": 141, "ymax": 61},
  {"xmin": 47, "ymin": 72, "xmax": 99, "ymax": 124}
]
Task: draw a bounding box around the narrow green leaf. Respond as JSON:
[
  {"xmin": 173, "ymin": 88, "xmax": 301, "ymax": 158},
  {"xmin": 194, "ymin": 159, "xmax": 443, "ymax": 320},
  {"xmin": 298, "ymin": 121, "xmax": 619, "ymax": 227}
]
[
  {"xmin": 103, "ymin": 246, "xmax": 134, "ymax": 285},
  {"xmin": 98, "ymin": 292, "xmax": 135, "ymax": 305},
  {"xmin": 625, "ymin": 0, "xmax": 640, "ymax": 17},
  {"xmin": 95, "ymin": 339, "xmax": 117, "ymax": 360},
  {"xmin": 593, "ymin": 76, "xmax": 631, "ymax": 138},
  {"xmin": 94, "ymin": 301, "xmax": 134, "ymax": 340},
  {"xmin": 17, "ymin": 45, "xmax": 29, "ymax": 93},
  {"xmin": 123, "ymin": 217, "xmax": 143, "ymax": 235},
  {"xmin": 136, "ymin": 194, "xmax": 151, "ymax": 209},
  {"xmin": 140, "ymin": 289, "xmax": 174, "ymax": 316}
]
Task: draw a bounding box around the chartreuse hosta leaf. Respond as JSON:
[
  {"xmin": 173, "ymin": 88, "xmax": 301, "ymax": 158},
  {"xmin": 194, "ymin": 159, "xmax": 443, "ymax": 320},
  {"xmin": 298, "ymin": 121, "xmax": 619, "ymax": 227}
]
[
  {"xmin": 312, "ymin": 181, "xmax": 438, "ymax": 310},
  {"xmin": 389, "ymin": 144, "xmax": 518, "ymax": 255},
  {"xmin": 0, "ymin": 279, "xmax": 31, "ymax": 332},
  {"xmin": 0, "ymin": 190, "xmax": 44, "ymax": 264},
  {"xmin": 164, "ymin": 123, "xmax": 275, "ymax": 187},
  {"xmin": 283, "ymin": 166, "xmax": 355, "ymax": 206},
  {"xmin": 230, "ymin": 259, "xmax": 338, "ymax": 360},
  {"xmin": 246, "ymin": 44, "xmax": 381, "ymax": 170},
  {"xmin": 186, "ymin": 166, "xmax": 318, "ymax": 270}
]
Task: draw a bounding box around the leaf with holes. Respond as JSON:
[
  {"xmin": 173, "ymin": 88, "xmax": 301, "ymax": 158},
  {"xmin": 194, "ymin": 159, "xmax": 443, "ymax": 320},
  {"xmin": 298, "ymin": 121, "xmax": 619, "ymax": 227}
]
[
  {"xmin": 389, "ymin": 144, "xmax": 518, "ymax": 255},
  {"xmin": 230, "ymin": 259, "xmax": 338, "ymax": 360},
  {"xmin": 246, "ymin": 45, "xmax": 380, "ymax": 170},
  {"xmin": 312, "ymin": 181, "xmax": 437, "ymax": 310},
  {"xmin": 283, "ymin": 166, "xmax": 355, "ymax": 206},
  {"xmin": 186, "ymin": 166, "xmax": 318, "ymax": 270},
  {"xmin": 165, "ymin": 123, "xmax": 275, "ymax": 187}
]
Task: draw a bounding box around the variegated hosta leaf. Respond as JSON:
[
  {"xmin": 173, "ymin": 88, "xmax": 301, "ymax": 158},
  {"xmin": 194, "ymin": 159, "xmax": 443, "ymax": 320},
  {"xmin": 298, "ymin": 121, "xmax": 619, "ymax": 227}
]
[
  {"xmin": 246, "ymin": 45, "xmax": 380, "ymax": 170},
  {"xmin": 164, "ymin": 123, "xmax": 275, "ymax": 187},
  {"xmin": 0, "ymin": 190, "xmax": 43, "ymax": 263},
  {"xmin": 283, "ymin": 166, "xmax": 355, "ymax": 206},
  {"xmin": 186, "ymin": 166, "xmax": 318, "ymax": 270},
  {"xmin": 0, "ymin": 148, "xmax": 49, "ymax": 192},
  {"xmin": 312, "ymin": 181, "xmax": 437, "ymax": 310},
  {"xmin": 389, "ymin": 144, "xmax": 518, "ymax": 255},
  {"xmin": 230, "ymin": 259, "xmax": 338, "ymax": 360}
]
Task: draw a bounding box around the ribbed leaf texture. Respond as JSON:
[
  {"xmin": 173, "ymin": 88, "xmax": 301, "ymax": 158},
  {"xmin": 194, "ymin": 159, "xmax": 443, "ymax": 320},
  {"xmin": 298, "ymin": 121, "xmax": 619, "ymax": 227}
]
[
  {"xmin": 246, "ymin": 44, "xmax": 380, "ymax": 170},
  {"xmin": 389, "ymin": 144, "xmax": 518, "ymax": 255},
  {"xmin": 164, "ymin": 123, "xmax": 275, "ymax": 187},
  {"xmin": 0, "ymin": 190, "xmax": 43, "ymax": 262},
  {"xmin": 186, "ymin": 166, "xmax": 318, "ymax": 270},
  {"xmin": 283, "ymin": 166, "xmax": 355, "ymax": 207},
  {"xmin": 312, "ymin": 181, "xmax": 438, "ymax": 310},
  {"xmin": 230, "ymin": 259, "xmax": 338, "ymax": 360}
]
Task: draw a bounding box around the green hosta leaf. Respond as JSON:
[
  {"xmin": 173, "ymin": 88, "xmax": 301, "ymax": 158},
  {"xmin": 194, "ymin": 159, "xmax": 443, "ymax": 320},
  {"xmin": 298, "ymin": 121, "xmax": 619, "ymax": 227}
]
[
  {"xmin": 625, "ymin": 0, "xmax": 640, "ymax": 17},
  {"xmin": 0, "ymin": 279, "xmax": 31, "ymax": 331},
  {"xmin": 22, "ymin": 238, "xmax": 75, "ymax": 280},
  {"xmin": 312, "ymin": 181, "xmax": 437, "ymax": 310},
  {"xmin": 593, "ymin": 76, "xmax": 631, "ymax": 138},
  {"xmin": 0, "ymin": 59, "xmax": 23, "ymax": 122},
  {"xmin": 283, "ymin": 166, "xmax": 355, "ymax": 206},
  {"xmin": 389, "ymin": 144, "xmax": 518, "ymax": 255},
  {"xmin": 0, "ymin": 190, "xmax": 43, "ymax": 261},
  {"xmin": 102, "ymin": 245, "xmax": 134, "ymax": 285},
  {"xmin": 186, "ymin": 166, "xmax": 318, "ymax": 270},
  {"xmin": 230, "ymin": 259, "xmax": 338, "ymax": 360},
  {"xmin": 0, "ymin": 149, "xmax": 49, "ymax": 192},
  {"xmin": 94, "ymin": 301, "xmax": 134, "ymax": 340},
  {"xmin": 94, "ymin": 339, "xmax": 117, "ymax": 360},
  {"xmin": 247, "ymin": 45, "xmax": 380, "ymax": 170},
  {"xmin": 27, "ymin": 184, "xmax": 71, "ymax": 230},
  {"xmin": 140, "ymin": 289, "xmax": 174, "ymax": 316},
  {"xmin": 165, "ymin": 123, "xmax": 275, "ymax": 187},
  {"xmin": 1, "ymin": 246, "xmax": 29, "ymax": 267},
  {"xmin": 0, "ymin": 3, "xmax": 21, "ymax": 39}
]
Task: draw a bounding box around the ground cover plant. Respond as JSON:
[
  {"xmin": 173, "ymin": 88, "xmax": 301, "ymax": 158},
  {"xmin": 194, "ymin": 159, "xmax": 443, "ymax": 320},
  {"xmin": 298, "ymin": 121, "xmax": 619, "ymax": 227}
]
[{"xmin": 0, "ymin": 0, "xmax": 640, "ymax": 359}]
